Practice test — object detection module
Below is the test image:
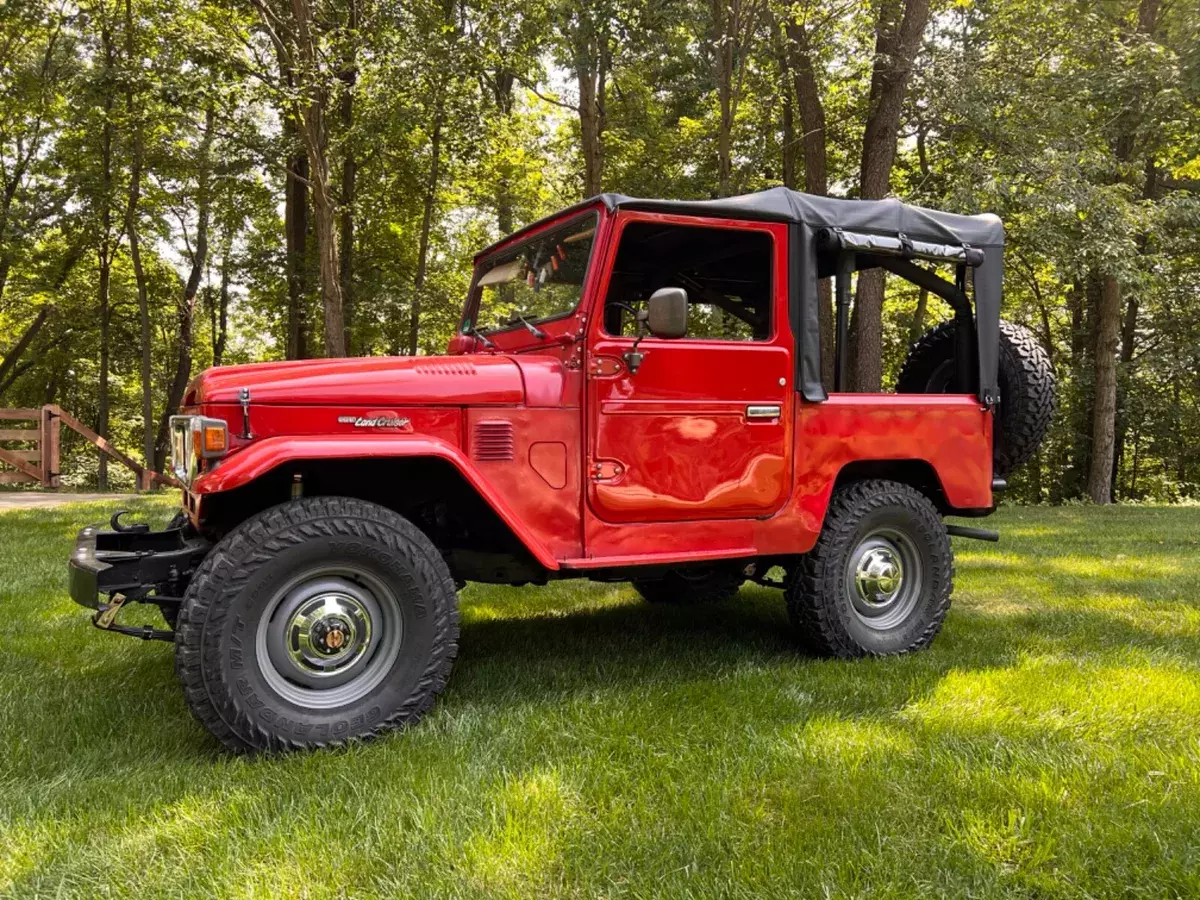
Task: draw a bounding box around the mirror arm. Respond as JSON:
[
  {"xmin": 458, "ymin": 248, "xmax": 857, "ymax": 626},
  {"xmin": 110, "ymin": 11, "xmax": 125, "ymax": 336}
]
[{"xmin": 623, "ymin": 311, "xmax": 650, "ymax": 375}]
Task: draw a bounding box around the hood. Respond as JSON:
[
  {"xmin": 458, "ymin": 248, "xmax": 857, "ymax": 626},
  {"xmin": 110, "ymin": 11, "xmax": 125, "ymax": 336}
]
[{"xmin": 187, "ymin": 355, "xmax": 529, "ymax": 407}]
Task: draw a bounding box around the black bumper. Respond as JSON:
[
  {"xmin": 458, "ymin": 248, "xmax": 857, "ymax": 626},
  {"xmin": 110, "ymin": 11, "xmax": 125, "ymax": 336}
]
[{"xmin": 69, "ymin": 522, "xmax": 212, "ymax": 609}]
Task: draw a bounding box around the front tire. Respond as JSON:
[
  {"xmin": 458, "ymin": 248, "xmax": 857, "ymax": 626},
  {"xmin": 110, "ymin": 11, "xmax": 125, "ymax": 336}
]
[
  {"xmin": 786, "ymin": 480, "xmax": 952, "ymax": 657},
  {"xmin": 175, "ymin": 497, "xmax": 459, "ymax": 753}
]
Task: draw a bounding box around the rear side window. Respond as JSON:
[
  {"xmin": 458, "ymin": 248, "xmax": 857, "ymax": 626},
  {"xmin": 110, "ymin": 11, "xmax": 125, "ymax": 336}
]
[{"xmin": 602, "ymin": 222, "xmax": 773, "ymax": 341}]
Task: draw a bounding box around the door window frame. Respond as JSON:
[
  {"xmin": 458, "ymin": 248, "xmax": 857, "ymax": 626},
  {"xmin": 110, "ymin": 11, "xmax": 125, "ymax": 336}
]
[{"xmin": 586, "ymin": 211, "xmax": 791, "ymax": 352}]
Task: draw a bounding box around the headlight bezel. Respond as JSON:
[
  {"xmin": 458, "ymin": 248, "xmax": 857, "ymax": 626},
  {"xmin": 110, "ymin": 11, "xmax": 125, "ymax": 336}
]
[{"xmin": 170, "ymin": 415, "xmax": 228, "ymax": 486}]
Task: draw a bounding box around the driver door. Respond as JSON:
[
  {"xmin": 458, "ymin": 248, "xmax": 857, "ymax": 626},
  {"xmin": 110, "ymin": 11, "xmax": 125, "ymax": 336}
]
[{"xmin": 586, "ymin": 214, "xmax": 793, "ymax": 524}]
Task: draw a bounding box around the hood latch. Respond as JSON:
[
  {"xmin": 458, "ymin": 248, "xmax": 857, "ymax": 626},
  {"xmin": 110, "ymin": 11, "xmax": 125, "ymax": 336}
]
[{"xmin": 239, "ymin": 387, "xmax": 254, "ymax": 439}]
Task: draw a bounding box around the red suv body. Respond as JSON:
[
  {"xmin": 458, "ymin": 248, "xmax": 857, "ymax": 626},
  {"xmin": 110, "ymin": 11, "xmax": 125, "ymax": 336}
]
[{"xmin": 69, "ymin": 188, "xmax": 1044, "ymax": 753}]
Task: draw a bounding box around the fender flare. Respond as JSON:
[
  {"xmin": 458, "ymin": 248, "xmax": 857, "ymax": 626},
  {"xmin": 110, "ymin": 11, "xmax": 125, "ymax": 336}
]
[{"xmin": 190, "ymin": 434, "xmax": 560, "ymax": 570}]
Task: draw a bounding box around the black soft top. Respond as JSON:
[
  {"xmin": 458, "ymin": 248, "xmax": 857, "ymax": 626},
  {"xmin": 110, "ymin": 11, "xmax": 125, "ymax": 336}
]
[
  {"xmin": 600, "ymin": 187, "xmax": 1004, "ymax": 248},
  {"xmin": 476, "ymin": 187, "xmax": 1004, "ymax": 407},
  {"xmin": 477, "ymin": 186, "xmax": 1003, "ymax": 256}
]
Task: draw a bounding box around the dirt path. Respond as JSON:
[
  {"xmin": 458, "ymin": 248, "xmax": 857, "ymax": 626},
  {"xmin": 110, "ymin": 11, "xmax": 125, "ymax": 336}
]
[{"xmin": 0, "ymin": 493, "xmax": 136, "ymax": 511}]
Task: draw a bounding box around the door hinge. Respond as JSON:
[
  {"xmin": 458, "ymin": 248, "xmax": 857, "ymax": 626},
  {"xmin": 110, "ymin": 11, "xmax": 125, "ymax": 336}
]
[{"xmin": 588, "ymin": 356, "xmax": 624, "ymax": 377}]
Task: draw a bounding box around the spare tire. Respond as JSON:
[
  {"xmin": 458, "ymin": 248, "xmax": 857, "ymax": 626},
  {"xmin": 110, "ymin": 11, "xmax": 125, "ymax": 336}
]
[{"xmin": 896, "ymin": 319, "xmax": 1055, "ymax": 477}]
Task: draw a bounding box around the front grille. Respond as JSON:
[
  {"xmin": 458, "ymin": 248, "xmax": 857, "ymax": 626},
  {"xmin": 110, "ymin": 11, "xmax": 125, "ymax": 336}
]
[{"xmin": 473, "ymin": 420, "xmax": 515, "ymax": 461}]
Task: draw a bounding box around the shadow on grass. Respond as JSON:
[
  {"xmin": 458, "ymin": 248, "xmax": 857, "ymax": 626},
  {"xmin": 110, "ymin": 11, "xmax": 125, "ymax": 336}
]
[{"xmin": 16, "ymin": 582, "xmax": 1200, "ymax": 766}]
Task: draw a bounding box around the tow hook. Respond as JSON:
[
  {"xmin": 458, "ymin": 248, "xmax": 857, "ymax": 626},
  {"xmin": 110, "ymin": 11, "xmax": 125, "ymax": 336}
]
[{"xmin": 110, "ymin": 510, "xmax": 149, "ymax": 534}]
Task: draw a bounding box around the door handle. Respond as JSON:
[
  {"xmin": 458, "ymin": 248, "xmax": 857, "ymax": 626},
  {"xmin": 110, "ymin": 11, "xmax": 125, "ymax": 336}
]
[{"xmin": 745, "ymin": 405, "xmax": 781, "ymax": 420}]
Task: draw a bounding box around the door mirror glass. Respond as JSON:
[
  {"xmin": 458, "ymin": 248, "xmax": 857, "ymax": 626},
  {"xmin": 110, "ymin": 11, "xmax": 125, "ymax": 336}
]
[{"xmin": 646, "ymin": 287, "xmax": 688, "ymax": 338}]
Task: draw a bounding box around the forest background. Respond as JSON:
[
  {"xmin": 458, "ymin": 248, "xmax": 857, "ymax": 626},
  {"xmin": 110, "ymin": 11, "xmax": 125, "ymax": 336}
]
[{"xmin": 0, "ymin": 0, "xmax": 1197, "ymax": 502}]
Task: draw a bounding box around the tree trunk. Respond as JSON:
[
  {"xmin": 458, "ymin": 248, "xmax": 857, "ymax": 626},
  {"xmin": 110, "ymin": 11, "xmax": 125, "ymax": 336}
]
[
  {"xmin": 1062, "ymin": 276, "xmax": 1095, "ymax": 499},
  {"xmin": 279, "ymin": 47, "xmax": 309, "ymax": 360},
  {"xmin": 338, "ymin": 0, "xmax": 358, "ymax": 354},
  {"xmin": 97, "ymin": 22, "xmax": 116, "ymax": 491},
  {"xmin": 850, "ymin": 0, "xmax": 931, "ymax": 392},
  {"xmin": 785, "ymin": 20, "xmax": 833, "ymax": 387},
  {"xmin": 780, "ymin": 76, "xmax": 796, "ymax": 189},
  {"xmin": 494, "ymin": 70, "xmax": 515, "ymax": 235},
  {"xmin": 212, "ymin": 231, "xmax": 232, "ymax": 366},
  {"xmin": 0, "ymin": 304, "xmax": 53, "ymax": 399},
  {"xmin": 713, "ymin": 0, "xmax": 734, "ymax": 197},
  {"xmin": 1087, "ymin": 274, "xmax": 1120, "ymax": 503},
  {"xmin": 124, "ymin": 0, "xmax": 153, "ymax": 474},
  {"xmin": 575, "ymin": 35, "xmax": 607, "ymax": 196},
  {"xmin": 287, "ymin": 0, "xmax": 345, "ymax": 358},
  {"xmin": 1112, "ymin": 156, "xmax": 1159, "ymax": 496},
  {"xmin": 1103, "ymin": 0, "xmax": 1159, "ymax": 498},
  {"xmin": 710, "ymin": 0, "xmax": 764, "ymax": 198},
  {"xmin": 153, "ymin": 105, "xmax": 215, "ymax": 471},
  {"xmin": 285, "ymin": 139, "xmax": 309, "ymax": 360},
  {"xmin": 409, "ymin": 94, "xmax": 445, "ymax": 356}
]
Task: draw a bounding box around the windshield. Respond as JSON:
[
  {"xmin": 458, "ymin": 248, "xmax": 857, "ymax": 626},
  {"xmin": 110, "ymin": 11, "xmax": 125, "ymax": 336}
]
[{"xmin": 465, "ymin": 212, "xmax": 599, "ymax": 335}]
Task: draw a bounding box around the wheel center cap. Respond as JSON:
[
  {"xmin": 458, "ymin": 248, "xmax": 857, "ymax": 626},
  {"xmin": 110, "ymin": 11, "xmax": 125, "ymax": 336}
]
[
  {"xmin": 285, "ymin": 593, "xmax": 372, "ymax": 674},
  {"xmin": 855, "ymin": 546, "xmax": 904, "ymax": 605}
]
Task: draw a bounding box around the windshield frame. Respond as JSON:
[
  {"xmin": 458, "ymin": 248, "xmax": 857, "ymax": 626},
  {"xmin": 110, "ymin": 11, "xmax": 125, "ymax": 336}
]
[{"xmin": 462, "ymin": 210, "xmax": 601, "ymax": 338}]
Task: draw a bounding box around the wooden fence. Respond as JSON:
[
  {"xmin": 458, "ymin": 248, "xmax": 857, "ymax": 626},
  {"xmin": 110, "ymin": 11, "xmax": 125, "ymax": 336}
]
[{"xmin": 0, "ymin": 405, "xmax": 176, "ymax": 490}]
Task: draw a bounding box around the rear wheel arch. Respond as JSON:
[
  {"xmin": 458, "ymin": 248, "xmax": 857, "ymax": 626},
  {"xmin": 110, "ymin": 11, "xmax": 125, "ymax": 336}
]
[{"xmin": 830, "ymin": 459, "xmax": 950, "ymax": 514}]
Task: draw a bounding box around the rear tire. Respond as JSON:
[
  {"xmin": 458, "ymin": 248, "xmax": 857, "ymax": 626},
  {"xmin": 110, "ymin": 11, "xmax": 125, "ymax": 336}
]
[
  {"xmin": 896, "ymin": 319, "xmax": 1055, "ymax": 476},
  {"xmin": 786, "ymin": 480, "xmax": 952, "ymax": 657},
  {"xmin": 175, "ymin": 496, "xmax": 459, "ymax": 753},
  {"xmin": 632, "ymin": 567, "xmax": 744, "ymax": 604}
]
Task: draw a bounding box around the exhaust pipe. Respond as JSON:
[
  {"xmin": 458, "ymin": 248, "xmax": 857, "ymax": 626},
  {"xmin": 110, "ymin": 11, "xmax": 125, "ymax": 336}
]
[{"xmin": 945, "ymin": 523, "xmax": 1000, "ymax": 543}]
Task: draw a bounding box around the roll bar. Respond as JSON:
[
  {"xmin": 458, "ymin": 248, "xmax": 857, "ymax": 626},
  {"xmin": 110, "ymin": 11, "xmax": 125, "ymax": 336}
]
[{"xmin": 819, "ymin": 228, "xmax": 979, "ymax": 394}]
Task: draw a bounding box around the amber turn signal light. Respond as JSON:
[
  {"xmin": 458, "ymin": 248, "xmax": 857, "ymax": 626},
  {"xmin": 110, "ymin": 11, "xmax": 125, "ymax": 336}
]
[
  {"xmin": 187, "ymin": 417, "xmax": 228, "ymax": 461},
  {"xmin": 203, "ymin": 425, "xmax": 227, "ymax": 453}
]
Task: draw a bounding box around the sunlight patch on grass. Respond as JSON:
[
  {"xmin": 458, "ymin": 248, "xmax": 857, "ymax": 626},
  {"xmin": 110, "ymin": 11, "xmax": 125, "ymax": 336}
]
[
  {"xmin": 463, "ymin": 768, "xmax": 581, "ymax": 895},
  {"xmin": 904, "ymin": 658, "xmax": 1200, "ymax": 743}
]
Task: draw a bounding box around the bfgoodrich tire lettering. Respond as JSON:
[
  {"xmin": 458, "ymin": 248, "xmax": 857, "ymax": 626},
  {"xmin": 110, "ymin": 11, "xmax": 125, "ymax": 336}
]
[
  {"xmin": 174, "ymin": 497, "xmax": 459, "ymax": 753},
  {"xmin": 785, "ymin": 480, "xmax": 953, "ymax": 657}
]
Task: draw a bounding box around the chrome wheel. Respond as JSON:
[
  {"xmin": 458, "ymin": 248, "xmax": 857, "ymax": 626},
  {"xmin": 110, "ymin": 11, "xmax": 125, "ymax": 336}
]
[
  {"xmin": 256, "ymin": 567, "xmax": 404, "ymax": 709},
  {"xmin": 845, "ymin": 529, "xmax": 923, "ymax": 631}
]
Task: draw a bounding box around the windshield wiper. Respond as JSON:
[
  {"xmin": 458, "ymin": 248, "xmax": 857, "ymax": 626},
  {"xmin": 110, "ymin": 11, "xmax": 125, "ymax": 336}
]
[
  {"xmin": 463, "ymin": 324, "xmax": 496, "ymax": 348},
  {"xmin": 508, "ymin": 312, "xmax": 548, "ymax": 340}
]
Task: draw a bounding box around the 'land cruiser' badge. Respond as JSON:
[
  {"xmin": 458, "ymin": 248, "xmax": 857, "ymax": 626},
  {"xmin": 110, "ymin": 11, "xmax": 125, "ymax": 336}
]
[{"xmin": 337, "ymin": 415, "xmax": 412, "ymax": 430}]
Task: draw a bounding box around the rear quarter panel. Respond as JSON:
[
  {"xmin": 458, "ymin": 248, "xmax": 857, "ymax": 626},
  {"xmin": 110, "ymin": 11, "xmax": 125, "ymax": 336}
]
[{"xmin": 752, "ymin": 394, "xmax": 993, "ymax": 555}]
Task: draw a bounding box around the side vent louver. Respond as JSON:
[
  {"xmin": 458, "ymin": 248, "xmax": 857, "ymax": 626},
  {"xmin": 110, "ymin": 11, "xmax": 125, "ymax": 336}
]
[{"xmin": 473, "ymin": 419, "xmax": 515, "ymax": 461}]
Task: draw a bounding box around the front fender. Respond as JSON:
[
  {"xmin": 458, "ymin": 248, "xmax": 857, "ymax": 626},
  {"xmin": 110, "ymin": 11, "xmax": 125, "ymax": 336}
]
[{"xmin": 190, "ymin": 434, "xmax": 560, "ymax": 570}]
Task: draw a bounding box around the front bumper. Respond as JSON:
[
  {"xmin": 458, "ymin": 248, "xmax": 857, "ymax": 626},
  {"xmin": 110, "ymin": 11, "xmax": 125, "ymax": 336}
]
[{"xmin": 68, "ymin": 520, "xmax": 212, "ymax": 610}]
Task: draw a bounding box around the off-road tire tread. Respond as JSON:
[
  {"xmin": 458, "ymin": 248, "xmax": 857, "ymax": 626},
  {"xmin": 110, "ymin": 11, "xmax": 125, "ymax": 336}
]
[
  {"xmin": 175, "ymin": 497, "xmax": 459, "ymax": 754},
  {"xmin": 896, "ymin": 319, "xmax": 1056, "ymax": 476},
  {"xmin": 632, "ymin": 569, "xmax": 743, "ymax": 604},
  {"xmin": 785, "ymin": 480, "xmax": 953, "ymax": 658}
]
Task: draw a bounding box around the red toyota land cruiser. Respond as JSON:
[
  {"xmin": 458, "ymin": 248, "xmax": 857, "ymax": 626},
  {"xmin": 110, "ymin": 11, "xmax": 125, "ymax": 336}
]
[{"xmin": 68, "ymin": 188, "xmax": 1054, "ymax": 752}]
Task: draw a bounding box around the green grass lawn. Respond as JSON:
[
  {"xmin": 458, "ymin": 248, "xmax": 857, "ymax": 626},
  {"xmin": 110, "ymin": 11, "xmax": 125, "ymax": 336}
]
[{"xmin": 1, "ymin": 501, "xmax": 1199, "ymax": 898}]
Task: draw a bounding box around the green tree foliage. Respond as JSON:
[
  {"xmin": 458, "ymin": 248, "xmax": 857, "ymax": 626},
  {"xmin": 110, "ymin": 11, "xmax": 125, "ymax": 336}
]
[{"xmin": 0, "ymin": 0, "xmax": 1196, "ymax": 498}]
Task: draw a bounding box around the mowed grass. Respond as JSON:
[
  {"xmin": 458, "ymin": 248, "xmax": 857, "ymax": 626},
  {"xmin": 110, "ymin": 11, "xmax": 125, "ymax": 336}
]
[{"xmin": 1, "ymin": 502, "xmax": 1199, "ymax": 898}]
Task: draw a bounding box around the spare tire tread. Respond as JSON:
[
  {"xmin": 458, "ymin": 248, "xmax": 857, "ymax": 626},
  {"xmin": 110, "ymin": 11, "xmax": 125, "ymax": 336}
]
[{"xmin": 896, "ymin": 319, "xmax": 1055, "ymax": 477}]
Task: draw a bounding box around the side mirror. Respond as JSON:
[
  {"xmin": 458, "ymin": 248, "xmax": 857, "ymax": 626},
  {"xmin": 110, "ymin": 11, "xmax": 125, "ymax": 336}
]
[{"xmin": 646, "ymin": 287, "xmax": 688, "ymax": 339}]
